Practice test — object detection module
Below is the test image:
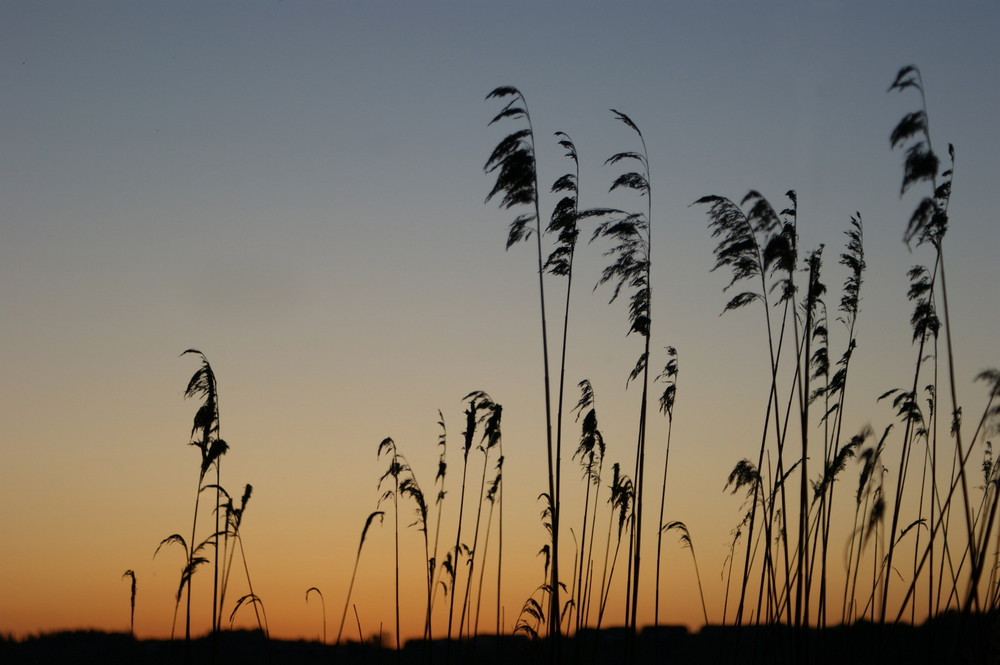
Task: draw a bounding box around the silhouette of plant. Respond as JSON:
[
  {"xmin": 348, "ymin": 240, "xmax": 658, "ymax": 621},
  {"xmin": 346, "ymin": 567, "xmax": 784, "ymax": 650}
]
[
  {"xmin": 399, "ymin": 466, "xmax": 432, "ymax": 641},
  {"xmin": 592, "ymin": 108, "xmax": 654, "ymax": 637},
  {"xmin": 121, "ymin": 570, "xmax": 136, "ymax": 637},
  {"xmin": 335, "ymin": 510, "xmax": 384, "ymax": 646},
  {"xmin": 485, "ymin": 86, "xmax": 562, "ymax": 641},
  {"xmin": 570, "ymin": 379, "xmax": 605, "ymax": 632},
  {"xmin": 180, "ymin": 349, "xmax": 229, "ymax": 640},
  {"xmin": 654, "ymin": 348, "xmax": 678, "ymax": 628},
  {"xmin": 596, "ymin": 462, "xmax": 633, "ymax": 630},
  {"xmin": 695, "ymin": 190, "xmax": 797, "ymax": 626},
  {"xmin": 377, "ymin": 437, "xmax": 408, "ymax": 654},
  {"xmin": 663, "ymin": 521, "xmax": 709, "ymax": 625},
  {"xmin": 215, "ymin": 483, "xmax": 261, "ymax": 635},
  {"xmin": 228, "ymin": 593, "xmax": 268, "ymax": 635},
  {"xmin": 429, "ymin": 411, "xmax": 448, "ymax": 622},
  {"xmin": 305, "ymin": 587, "xmax": 326, "ymax": 644},
  {"xmin": 445, "ymin": 394, "xmax": 481, "ymax": 646},
  {"xmin": 153, "ymin": 533, "xmax": 207, "ymax": 640},
  {"xmin": 881, "ymin": 64, "xmax": 980, "ymax": 621},
  {"xmin": 457, "ymin": 392, "xmax": 500, "ymax": 640}
]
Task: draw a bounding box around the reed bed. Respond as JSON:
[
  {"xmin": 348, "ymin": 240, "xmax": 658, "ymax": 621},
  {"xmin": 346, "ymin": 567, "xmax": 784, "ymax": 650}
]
[{"xmin": 125, "ymin": 65, "xmax": 998, "ymax": 665}]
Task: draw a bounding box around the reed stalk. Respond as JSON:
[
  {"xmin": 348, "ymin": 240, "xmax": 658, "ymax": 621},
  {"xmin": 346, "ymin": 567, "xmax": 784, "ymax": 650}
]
[
  {"xmin": 654, "ymin": 348, "xmax": 678, "ymax": 627},
  {"xmin": 593, "ymin": 109, "xmax": 653, "ymax": 639},
  {"xmin": 485, "ymin": 87, "xmax": 560, "ymax": 645},
  {"xmin": 335, "ymin": 510, "xmax": 384, "ymax": 646},
  {"xmin": 305, "ymin": 587, "xmax": 327, "ymax": 644},
  {"xmin": 122, "ymin": 570, "xmax": 136, "ymax": 637}
]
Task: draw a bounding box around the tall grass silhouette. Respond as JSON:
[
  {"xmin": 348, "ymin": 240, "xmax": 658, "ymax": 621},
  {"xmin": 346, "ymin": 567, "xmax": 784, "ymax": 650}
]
[
  {"xmin": 592, "ymin": 109, "xmax": 654, "ymax": 639},
  {"xmin": 216, "ymin": 483, "xmax": 268, "ymax": 635},
  {"xmin": 695, "ymin": 190, "xmax": 797, "ymax": 626},
  {"xmin": 653, "ymin": 348, "xmax": 678, "ymax": 628},
  {"xmin": 335, "ymin": 510, "xmax": 384, "ymax": 647},
  {"xmin": 570, "ymin": 379, "xmax": 604, "ymax": 633},
  {"xmin": 400, "ymin": 468, "xmax": 433, "ymax": 643},
  {"xmin": 122, "ymin": 569, "xmax": 136, "ymax": 637},
  {"xmin": 305, "ymin": 587, "xmax": 326, "ymax": 644},
  {"xmin": 153, "ymin": 533, "xmax": 202, "ymax": 640},
  {"xmin": 221, "ymin": 484, "xmax": 266, "ymax": 636},
  {"xmin": 444, "ymin": 395, "xmax": 478, "ymax": 648},
  {"xmin": 181, "ymin": 350, "xmax": 229, "ymax": 634},
  {"xmin": 429, "ymin": 412, "xmax": 448, "ymax": 629},
  {"xmin": 457, "ymin": 393, "xmax": 501, "ymax": 641},
  {"xmin": 117, "ymin": 65, "xmax": 1000, "ymax": 665},
  {"xmin": 881, "ymin": 64, "xmax": 979, "ymax": 623},
  {"xmin": 461, "ymin": 393, "xmax": 502, "ymax": 641},
  {"xmin": 377, "ymin": 436, "xmax": 406, "ymax": 654},
  {"xmin": 663, "ymin": 521, "xmax": 708, "ymax": 626},
  {"xmin": 485, "ymin": 86, "xmax": 562, "ymax": 644},
  {"xmin": 179, "ymin": 349, "xmax": 228, "ymax": 642},
  {"xmin": 597, "ymin": 462, "xmax": 633, "ymax": 630},
  {"xmin": 811, "ymin": 214, "xmax": 865, "ymax": 627}
]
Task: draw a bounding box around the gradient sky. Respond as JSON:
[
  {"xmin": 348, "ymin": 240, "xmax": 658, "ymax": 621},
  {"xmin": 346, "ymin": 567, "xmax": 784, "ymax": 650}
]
[{"xmin": 2, "ymin": 0, "xmax": 998, "ymax": 644}]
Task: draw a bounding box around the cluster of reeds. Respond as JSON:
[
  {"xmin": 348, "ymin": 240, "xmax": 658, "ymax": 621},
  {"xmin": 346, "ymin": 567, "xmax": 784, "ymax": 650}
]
[
  {"xmin": 484, "ymin": 89, "xmax": 687, "ymax": 653},
  {"xmin": 152, "ymin": 350, "xmax": 265, "ymax": 650},
  {"xmin": 476, "ymin": 66, "xmax": 998, "ymax": 651},
  {"xmin": 696, "ymin": 188, "xmax": 866, "ymax": 629},
  {"xmin": 686, "ymin": 65, "xmax": 1000, "ymax": 641},
  {"xmin": 132, "ymin": 65, "xmax": 999, "ymax": 660},
  {"xmin": 874, "ymin": 66, "xmax": 1000, "ymax": 623},
  {"xmin": 332, "ymin": 391, "xmax": 507, "ymax": 657}
]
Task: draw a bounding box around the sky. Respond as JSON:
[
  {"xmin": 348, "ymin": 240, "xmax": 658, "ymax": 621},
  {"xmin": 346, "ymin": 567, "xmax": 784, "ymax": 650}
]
[{"xmin": 2, "ymin": 0, "xmax": 998, "ymax": 645}]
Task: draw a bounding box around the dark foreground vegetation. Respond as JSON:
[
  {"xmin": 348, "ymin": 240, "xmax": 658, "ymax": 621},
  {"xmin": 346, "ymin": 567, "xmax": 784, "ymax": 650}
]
[
  {"xmin": 3, "ymin": 613, "xmax": 998, "ymax": 665},
  {"xmin": 8, "ymin": 64, "xmax": 995, "ymax": 665}
]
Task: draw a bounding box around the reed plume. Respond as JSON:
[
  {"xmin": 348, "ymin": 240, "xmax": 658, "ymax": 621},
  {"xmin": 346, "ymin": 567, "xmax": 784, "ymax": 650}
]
[
  {"xmin": 881, "ymin": 64, "xmax": 980, "ymax": 620},
  {"xmin": 592, "ymin": 109, "xmax": 654, "ymax": 638},
  {"xmin": 122, "ymin": 569, "xmax": 136, "ymax": 637},
  {"xmin": 378, "ymin": 437, "xmax": 407, "ymax": 654},
  {"xmin": 695, "ymin": 190, "xmax": 796, "ymax": 626},
  {"xmin": 485, "ymin": 87, "xmax": 562, "ymax": 642},
  {"xmin": 399, "ymin": 468, "xmax": 432, "ymax": 641},
  {"xmin": 180, "ymin": 349, "xmax": 229, "ymax": 640},
  {"xmin": 570, "ymin": 379, "xmax": 605, "ymax": 632},
  {"xmin": 654, "ymin": 348, "xmax": 678, "ymax": 627}
]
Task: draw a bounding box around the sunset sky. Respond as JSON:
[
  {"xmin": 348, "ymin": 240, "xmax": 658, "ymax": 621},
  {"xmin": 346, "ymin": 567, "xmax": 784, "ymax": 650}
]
[{"xmin": 2, "ymin": 0, "xmax": 998, "ymax": 644}]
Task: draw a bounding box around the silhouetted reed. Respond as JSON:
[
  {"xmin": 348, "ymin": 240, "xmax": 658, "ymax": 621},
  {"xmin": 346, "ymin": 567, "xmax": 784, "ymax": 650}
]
[
  {"xmin": 335, "ymin": 510, "xmax": 383, "ymax": 647},
  {"xmin": 570, "ymin": 380, "xmax": 605, "ymax": 633},
  {"xmin": 663, "ymin": 521, "xmax": 708, "ymax": 626},
  {"xmin": 592, "ymin": 109, "xmax": 654, "ymax": 639},
  {"xmin": 654, "ymin": 348, "xmax": 678, "ymax": 628},
  {"xmin": 127, "ymin": 65, "xmax": 1000, "ymax": 660},
  {"xmin": 410, "ymin": 481, "xmax": 438, "ymax": 638},
  {"xmin": 122, "ymin": 569, "xmax": 136, "ymax": 636},
  {"xmin": 305, "ymin": 587, "xmax": 326, "ymax": 644},
  {"xmin": 377, "ymin": 436, "xmax": 407, "ymax": 654},
  {"xmin": 695, "ymin": 190, "xmax": 797, "ymax": 626},
  {"xmin": 179, "ymin": 350, "xmax": 229, "ymax": 642},
  {"xmin": 596, "ymin": 462, "xmax": 633, "ymax": 630},
  {"xmin": 485, "ymin": 86, "xmax": 562, "ymax": 642}
]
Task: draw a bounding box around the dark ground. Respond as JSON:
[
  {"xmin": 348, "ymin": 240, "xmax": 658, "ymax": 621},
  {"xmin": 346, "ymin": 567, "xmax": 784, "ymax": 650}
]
[{"xmin": 2, "ymin": 612, "xmax": 998, "ymax": 664}]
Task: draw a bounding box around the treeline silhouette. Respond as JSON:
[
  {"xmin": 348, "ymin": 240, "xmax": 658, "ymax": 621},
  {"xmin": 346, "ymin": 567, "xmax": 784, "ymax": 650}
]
[{"xmin": 3, "ymin": 613, "xmax": 998, "ymax": 665}]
